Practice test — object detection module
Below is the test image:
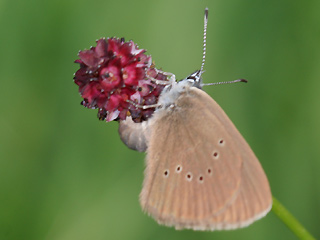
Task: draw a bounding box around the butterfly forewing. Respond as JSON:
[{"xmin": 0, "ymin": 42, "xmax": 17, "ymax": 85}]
[{"xmin": 140, "ymin": 87, "xmax": 271, "ymax": 230}]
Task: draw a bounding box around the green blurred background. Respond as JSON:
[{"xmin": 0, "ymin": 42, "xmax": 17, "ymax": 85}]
[{"xmin": 1, "ymin": 0, "xmax": 319, "ymax": 239}]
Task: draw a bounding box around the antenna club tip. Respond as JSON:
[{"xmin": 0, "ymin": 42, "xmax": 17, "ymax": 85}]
[
  {"xmin": 239, "ymin": 79, "xmax": 248, "ymax": 83},
  {"xmin": 205, "ymin": 7, "xmax": 208, "ymax": 17}
]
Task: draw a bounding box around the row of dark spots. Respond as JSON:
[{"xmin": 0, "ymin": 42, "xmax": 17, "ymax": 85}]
[
  {"xmin": 186, "ymin": 172, "xmax": 205, "ymax": 183},
  {"xmin": 212, "ymin": 139, "xmax": 225, "ymax": 159},
  {"xmin": 163, "ymin": 166, "xmax": 213, "ymax": 183},
  {"xmin": 163, "ymin": 139, "xmax": 224, "ymax": 180}
]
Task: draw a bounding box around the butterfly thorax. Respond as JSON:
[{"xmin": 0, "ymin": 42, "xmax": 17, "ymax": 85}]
[{"xmin": 156, "ymin": 70, "xmax": 203, "ymax": 112}]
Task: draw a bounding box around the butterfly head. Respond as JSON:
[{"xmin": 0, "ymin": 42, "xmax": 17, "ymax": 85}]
[{"xmin": 183, "ymin": 70, "xmax": 204, "ymax": 89}]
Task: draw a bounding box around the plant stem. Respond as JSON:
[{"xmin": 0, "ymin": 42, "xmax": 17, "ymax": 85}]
[{"xmin": 272, "ymin": 196, "xmax": 316, "ymax": 240}]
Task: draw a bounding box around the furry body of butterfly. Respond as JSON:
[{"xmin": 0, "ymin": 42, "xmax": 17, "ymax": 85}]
[{"xmin": 119, "ymin": 77, "xmax": 272, "ymax": 231}]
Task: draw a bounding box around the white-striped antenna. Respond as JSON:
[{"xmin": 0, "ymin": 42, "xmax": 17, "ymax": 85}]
[
  {"xmin": 199, "ymin": 8, "xmax": 248, "ymax": 87},
  {"xmin": 200, "ymin": 8, "xmax": 209, "ymax": 75}
]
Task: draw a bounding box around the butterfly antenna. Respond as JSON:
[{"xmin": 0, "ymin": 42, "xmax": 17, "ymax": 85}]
[
  {"xmin": 200, "ymin": 7, "xmax": 209, "ymax": 77},
  {"xmin": 203, "ymin": 78, "xmax": 248, "ymax": 86},
  {"xmin": 198, "ymin": 8, "xmax": 248, "ymax": 87}
]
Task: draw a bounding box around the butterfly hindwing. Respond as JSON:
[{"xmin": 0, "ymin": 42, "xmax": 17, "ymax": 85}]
[{"xmin": 140, "ymin": 87, "xmax": 271, "ymax": 230}]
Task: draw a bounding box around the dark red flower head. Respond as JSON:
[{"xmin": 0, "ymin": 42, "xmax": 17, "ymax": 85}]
[{"xmin": 74, "ymin": 38, "xmax": 169, "ymax": 122}]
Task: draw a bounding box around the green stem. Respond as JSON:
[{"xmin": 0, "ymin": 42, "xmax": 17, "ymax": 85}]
[{"xmin": 272, "ymin": 196, "xmax": 316, "ymax": 240}]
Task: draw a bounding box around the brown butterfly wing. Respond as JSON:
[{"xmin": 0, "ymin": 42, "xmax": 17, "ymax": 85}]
[{"xmin": 140, "ymin": 87, "xmax": 272, "ymax": 230}]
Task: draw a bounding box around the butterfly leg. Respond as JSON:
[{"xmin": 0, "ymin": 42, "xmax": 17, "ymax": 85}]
[
  {"xmin": 146, "ymin": 69, "xmax": 176, "ymax": 85},
  {"xmin": 126, "ymin": 100, "xmax": 161, "ymax": 109}
]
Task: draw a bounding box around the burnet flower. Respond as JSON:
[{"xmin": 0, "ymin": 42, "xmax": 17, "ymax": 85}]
[{"xmin": 74, "ymin": 38, "xmax": 169, "ymax": 122}]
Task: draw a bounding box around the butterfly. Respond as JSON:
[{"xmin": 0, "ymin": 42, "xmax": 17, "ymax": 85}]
[{"xmin": 118, "ymin": 8, "xmax": 272, "ymax": 231}]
